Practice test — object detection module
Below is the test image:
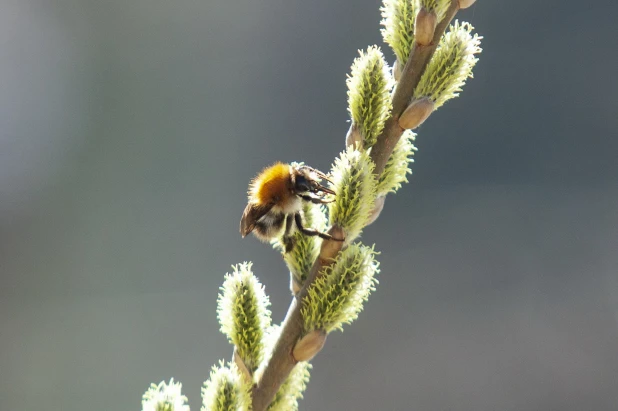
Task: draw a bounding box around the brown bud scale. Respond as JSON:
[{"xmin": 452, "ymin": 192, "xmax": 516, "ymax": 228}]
[
  {"xmin": 290, "ymin": 274, "xmax": 302, "ymax": 295},
  {"xmin": 345, "ymin": 123, "xmax": 362, "ymax": 148},
  {"xmin": 458, "ymin": 0, "xmax": 477, "ymax": 9},
  {"xmin": 233, "ymin": 348, "xmax": 253, "ymax": 381},
  {"xmin": 292, "ymin": 330, "xmax": 327, "ymax": 362},
  {"xmin": 399, "ymin": 97, "xmax": 434, "ymax": 130},
  {"xmin": 414, "ymin": 8, "xmax": 437, "ymax": 46},
  {"xmin": 393, "ymin": 59, "xmax": 402, "ymax": 82}
]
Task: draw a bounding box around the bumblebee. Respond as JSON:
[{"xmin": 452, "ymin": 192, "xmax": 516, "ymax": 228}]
[{"xmin": 240, "ymin": 162, "xmax": 343, "ymax": 252}]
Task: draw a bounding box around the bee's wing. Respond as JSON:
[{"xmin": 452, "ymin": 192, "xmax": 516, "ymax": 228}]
[{"xmin": 240, "ymin": 202, "xmax": 273, "ymax": 237}]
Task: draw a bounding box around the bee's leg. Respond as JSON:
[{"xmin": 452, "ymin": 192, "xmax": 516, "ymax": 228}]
[
  {"xmin": 299, "ymin": 194, "xmax": 334, "ymax": 204},
  {"xmin": 282, "ymin": 214, "xmax": 296, "ymax": 253},
  {"xmin": 294, "ymin": 213, "xmax": 344, "ymax": 241}
]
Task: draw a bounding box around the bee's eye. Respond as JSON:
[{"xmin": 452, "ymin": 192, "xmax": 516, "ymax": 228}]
[{"xmin": 295, "ymin": 175, "xmax": 311, "ymax": 192}]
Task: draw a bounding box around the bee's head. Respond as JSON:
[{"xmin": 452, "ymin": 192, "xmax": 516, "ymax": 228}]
[{"xmin": 292, "ymin": 165, "xmax": 335, "ymax": 196}]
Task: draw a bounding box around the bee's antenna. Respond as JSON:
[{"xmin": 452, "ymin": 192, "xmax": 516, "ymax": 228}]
[{"xmin": 314, "ymin": 169, "xmax": 333, "ymax": 184}]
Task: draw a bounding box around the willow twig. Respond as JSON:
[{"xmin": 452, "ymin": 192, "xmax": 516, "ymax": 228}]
[
  {"xmin": 251, "ymin": 226, "xmax": 343, "ymax": 411},
  {"xmin": 370, "ymin": 0, "xmax": 460, "ymax": 177},
  {"xmin": 251, "ymin": 2, "xmax": 461, "ymax": 410}
]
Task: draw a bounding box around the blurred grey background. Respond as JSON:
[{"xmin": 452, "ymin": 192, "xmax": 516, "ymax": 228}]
[{"xmin": 1, "ymin": 0, "xmax": 617, "ymax": 410}]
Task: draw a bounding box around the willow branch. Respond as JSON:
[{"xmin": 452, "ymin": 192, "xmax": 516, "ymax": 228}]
[
  {"xmin": 251, "ymin": 3, "xmax": 460, "ymax": 410},
  {"xmin": 251, "ymin": 226, "xmax": 344, "ymax": 411},
  {"xmin": 370, "ymin": 0, "xmax": 460, "ymax": 177}
]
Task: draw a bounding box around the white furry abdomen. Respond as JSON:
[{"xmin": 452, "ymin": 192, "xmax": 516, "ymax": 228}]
[{"xmin": 272, "ymin": 195, "xmax": 302, "ymax": 214}]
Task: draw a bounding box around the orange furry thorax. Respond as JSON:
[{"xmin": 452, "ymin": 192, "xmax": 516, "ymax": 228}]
[{"xmin": 250, "ymin": 162, "xmax": 292, "ymax": 205}]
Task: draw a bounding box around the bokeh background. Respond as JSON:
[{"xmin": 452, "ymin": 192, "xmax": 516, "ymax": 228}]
[{"xmin": 2, "ymin": 0, "xmax": 618, "ymax": 410}]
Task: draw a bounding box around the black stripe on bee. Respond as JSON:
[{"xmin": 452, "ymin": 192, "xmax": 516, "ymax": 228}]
[{"xmin": 253, "ymin": 212, "xmax": 286, "ymax": 240}]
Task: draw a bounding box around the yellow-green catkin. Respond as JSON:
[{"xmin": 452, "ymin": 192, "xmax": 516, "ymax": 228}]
[
  {"xmin": 414, "ymin": 21, "xmax": 482, "ymax": 109},
  {"xmin": 302, "ymin": 243, "xmax": 379, "ymax": 333},
  {"xmin": 142, "ymin": 379, "xmax": 190, "ymax": 411},
  {"xmin": 347, "ymin": 46, "xmax": 393, "ymax": 148},
  {"xmin": 273, "ymin": 202, "xmax": 327, "ymax": 289},
  {"xmin": 201, "ymin": 363, "xmax": 251, "ymax": 411},
  {"xmin": 377, "ymin": 130, "xmax": 417, "ymax": 195},
  {"xmin": 217, "ymin": 262, "xmax": 271, "ymax": 373},
  {"xmin": 381, "ymin": 0, "xmax": 419, "ymax": 64},
  {"xmin": 329, "ymin": 147, "xmax": 377, "ymax": 244}
]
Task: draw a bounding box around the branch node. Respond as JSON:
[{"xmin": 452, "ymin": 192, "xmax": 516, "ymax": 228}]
[{"xmin": 234, "ymin": 347, "xmax": 253, "ymax": 382}]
